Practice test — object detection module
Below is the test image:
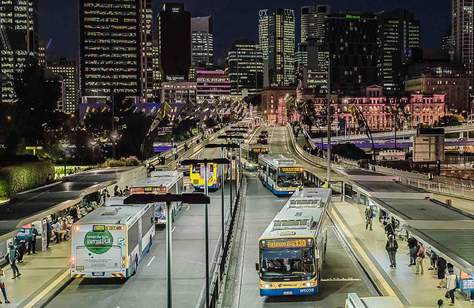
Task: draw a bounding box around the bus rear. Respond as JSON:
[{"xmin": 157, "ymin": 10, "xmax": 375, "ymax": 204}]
[
  {"xmin": 257, "ymin": 237, "xmax": 319, "ymax": 296},
  {"xmin": 189, "ymin": 163, "xmax": 219, "ymax": 191},
  {"xmin": 71, "ymin": 224, "xmax": 127, "ymax": 279},
  {"xmin": 274, "ymin": 166, "xmax": 303, "ymax": 195}
]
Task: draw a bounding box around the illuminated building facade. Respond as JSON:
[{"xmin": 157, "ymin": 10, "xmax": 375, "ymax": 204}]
[
  {"xmin": 259, "ymin": 8, "xmax": 295, "ymax": 87},
  {"xmin": 161, "ymin": 81, "xmax": 196, "ymax": 104},
  {"xmin": 48, "ymin": 59, "xmax": 79, "ymax": 113},
  {"xmin": 79, "ymin": 0, "xmax": 152, "ymax": 101},
  {"xmin": 452, "ymin": 0, "xmax": 474, "ymax": 86},
  {"xmin": 191, "ymin": 16, "xmax": 213, "ymax": 68},
  {"xmin": 325, "ymin": 13, "xmax": 378, "ymax": 95},
  {"xmin": 0, "ymin": 0, "xmax": 38, "ymax": 104},
  {"xmin": 196, "ymin": 69, "xmax": 230, "ymax": 102},
  {"xmin": 377, "ymin": 10, "xmax": 420, "ymax": 95},
  {"xmin": 226, "ymin": 40, "xmax": 263, "ymax": 96}
]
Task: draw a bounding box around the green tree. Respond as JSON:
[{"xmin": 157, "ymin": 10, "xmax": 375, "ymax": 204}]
[{"xmin": 12, "ymin": 56, "xmax": 61, "ymax": 149}]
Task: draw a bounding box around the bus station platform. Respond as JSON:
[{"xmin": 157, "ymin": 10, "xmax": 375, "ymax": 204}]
[
  {"xmin": 0, "ymin": 167, "xmax": 140, "ymax": 242},
  {"xmin": 341, "ymin": 168, "xmax": 474, "ymax": 303}
]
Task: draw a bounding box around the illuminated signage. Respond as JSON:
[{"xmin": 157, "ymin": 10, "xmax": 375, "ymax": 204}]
[
  {"xmin": 251, "ymin": 147, "xmax": 269, "ymax": 154},
  {"xmin": 345, "ymin": 14, "xmax": 361, "ymax": 20},
  {"xmin": 261, "ymin": 239, "xmax": 311, "ymax": 249},
  {"xmin": 93, "ymin": 225, "xmax": 123, "ymax": 231},
  {"xmin": 280, "ymin": 167, "xmax": 303, "ymax": 173},
  {"xmin": 130, "ymin": 186, "xmax": 168, "ymax": 195}
]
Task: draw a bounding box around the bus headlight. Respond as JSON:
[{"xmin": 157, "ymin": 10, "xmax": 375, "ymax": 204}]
[{"xmin": 264, "ymin": 284, "xmax": 271, "ymax": 289}]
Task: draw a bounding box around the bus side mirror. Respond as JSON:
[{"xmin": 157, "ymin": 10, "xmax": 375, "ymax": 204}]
[{"xmin": 255, "ymin": 263, "xmax": 260, "ymax": 271}]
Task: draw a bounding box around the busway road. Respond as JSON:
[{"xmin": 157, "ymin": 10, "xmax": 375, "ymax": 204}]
[
  {"xmin": 47, "ymin": 146, "xmax": 232, "ymax": 308},
  {"xmin": 222, "ymin": 126, "xmax": 375, "ymax": 307}
]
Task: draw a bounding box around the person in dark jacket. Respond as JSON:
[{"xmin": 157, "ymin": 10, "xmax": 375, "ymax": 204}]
[
  {"xmin": 407, "ymin": 237, "xmax": 418, "ymax": 266},
  {"xmin": 437, "ymin": 257, "xmax": 447, "ymax": 288},
  {"xmin": 385, "ymin": 234, "xmax": 399, "ymax": 268},
  {"xmin": 27, "ymin": 225, "xmax": 38, "ymax": 254},
  {"xmin": 8, "ymin": 243, "xmax": 21, "ymax": 278}
]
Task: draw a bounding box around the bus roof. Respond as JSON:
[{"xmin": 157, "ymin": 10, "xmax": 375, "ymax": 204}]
[
  {"xmin": 131, "ymin": 171, "xmax": 183, "ymax": 189},
  {"xmin": 259, "ymin": 154, "xmax": 301, "ymax": 168},
  {"xmin": 259, "ymin": 188, "xmax": 331, "ymax": 241},
  {"xmin": 75, "ymin": 205, "xmax": 150, "ymax": 226}
]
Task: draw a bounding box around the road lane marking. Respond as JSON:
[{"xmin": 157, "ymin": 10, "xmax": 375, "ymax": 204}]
[
  {"xmin": 321, "ymin": 278, "xmax": 362, "ymax": 282},
  {"xmin": 23, "ymin": 270, "xmax": 70, "ymax": 308},
  {"xmin": 171, "ymin": 226, "xmax": 176, "ymax": 233},
  {"xmin": 146, "ymin": 256, "xmax": 156, "ymax": 267}
]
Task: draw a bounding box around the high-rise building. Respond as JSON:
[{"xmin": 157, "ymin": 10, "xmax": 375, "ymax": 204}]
[
  {"xmin": 0, "ymin": 0, "xmax": 38, "ymax": 103},
  {"xmin": 191, "ymin": 16, "xmax": 213, "ymax": 68},
  {"xmin": 48, "ymin": 59, "xmax": 79, "ymax": 114},
  {"xmin": 152, "ymin": 41, "xmax": 162, "ymax": 97},
  {"xmin": 452, "ymin": 0, "xmax": 474, "ymax": 88},
  {"xmin": 300, "ymin": 5, "xmax": 329, "ymax": 43},
  {"xmin": 159, "ymin": 3, "xmax": 191, "ymax": 80},
  {"xmin": 79, "ymin": 0, "xmax": 152, "ymax": 101},
  {"xmin": 226, "ymin": 40, "xmax": 263, "ymax": 96},
  {"xmin": 259, "ymin": 8, "xmax": 295, "ymax": 87},
  {"xmin": 37, "ymin": 41, "xmax": 46, "ymax": 67},
  {"xmin": 325, "ymin": 13, "xmax": 378, "ymax": 95},
  {"xmin": 376, "ymin": 10, "xmax": 420, "ymax": 95}
]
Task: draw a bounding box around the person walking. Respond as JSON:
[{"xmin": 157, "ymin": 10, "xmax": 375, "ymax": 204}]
[
  {"xmin": 365, "ymin": 206, "xmax": 374, "ymax": 231},
  {"xmin": 429, "ymin": 250, "xmax": 438, "ymax": 271},
  {"xmin": 46, "ymin": 220, "xmax": 52, "ymax": 248},
  {"xmin": 445, "ymin": 268, "xmax": 457, "ymax": 306},
  {"xmin": 415, "ymin": 242, "xmax": 426, "ymax": 274},
  {"xmin": 437, "ymin": 257, "xmax": 447, "ymax": 288},
  {"xmin": 385, "ymin": 234, "xmax": 398, "ymax": 268},
  {"xmin": 7, "ymin": 243, "xmax": 21, "ymax": 279},
  {"xmin": 27, "ymin": 224, "xmax": 38, "ymax": 255},
  {"xmin": 407, "ymin": 236, "xmax": 418, "ymax": 266},
  {"xmin": 0, "ymin": 268, "xmax": 10, "ymax": 304}
]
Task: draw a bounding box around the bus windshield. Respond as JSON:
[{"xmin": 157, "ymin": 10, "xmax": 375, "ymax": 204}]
[
  {"xmin": 277, "ymin": 172, "xmax": 302, "ymax": 187},
  {"xmin": 260, "ymin": 247, "xmax": 314, "ymax": 280}
]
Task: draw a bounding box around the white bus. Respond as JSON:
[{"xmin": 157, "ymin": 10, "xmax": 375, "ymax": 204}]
[
  {"xmin": 70, "ymin": 204, "xmax": 155, "ymax": 279},
  {"xmin": 256, "ymin": 188, "xmax": 331, "ymax": 297},
  {"xmin": 258, "ymin": 154, "xmax": 304, "ymax": 196},
  {"xmin": 129, "ymin": 171, "xmax": 184, "ymax": 225}
]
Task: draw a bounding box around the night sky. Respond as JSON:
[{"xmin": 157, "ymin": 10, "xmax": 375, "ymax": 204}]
[{"xmin": 39, "ymin": 0, "xmax": 450, "ymax": 63}]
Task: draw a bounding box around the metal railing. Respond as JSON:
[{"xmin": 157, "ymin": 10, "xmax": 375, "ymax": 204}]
[{"xmin": 289, "ymin": 125, "xmax": 474, "ymax": 200}]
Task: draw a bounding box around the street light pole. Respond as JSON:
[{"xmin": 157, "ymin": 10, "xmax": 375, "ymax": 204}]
[
  {"xmin": 203, "ymin": 163, "xmax": 210, "ymax": 308},
  {"xmin": 123, "ymin": 193, "xmax": 210, "ymax": 308},
  {"xmin": 179, "ymin": 158, "xmax": 230, "ymax": 308},
  {"xmin": 326, "ymin": 98, "xmax": 331, "ymax": 185},
  {"xmin": 166, "ymin": 200, "xmax": 172, "ymax": 308}
]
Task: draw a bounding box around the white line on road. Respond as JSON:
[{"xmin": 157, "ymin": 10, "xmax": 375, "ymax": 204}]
[
  {"xmin": 321, "ymin": 278, "xmax": 362, "ymax": 282},
  {"xmin": 171, "ymin": 226, "xmax": 176, "ymax": 233},
  {"xmin": 146, "ymin": 256, "xmax": 156, "ymax": 267}
]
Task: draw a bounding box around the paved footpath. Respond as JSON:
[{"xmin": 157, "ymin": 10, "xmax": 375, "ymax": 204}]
[
  {"xmin": 1, "ymin": 241, "xmax": 69, "ymax": 307},
  {"xmin": 332, "ymin": 200, "xmax": 473, "ymax": 308}
]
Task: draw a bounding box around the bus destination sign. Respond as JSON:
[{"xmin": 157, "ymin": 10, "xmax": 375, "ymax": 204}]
[
  {"xmin": 262, "ymin": 239, "xmax": 310, "ymax": 249},
  {"xmin": 280, "ymin": 167, "xmax": 303, "ymax": 173}
]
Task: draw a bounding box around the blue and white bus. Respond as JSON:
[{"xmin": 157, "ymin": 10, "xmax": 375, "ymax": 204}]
[
  {"xmin": 258, "ymin": 154, "xmax": 304, "ymax": 196},
  {"xmin": 256, "ymin": 188, "xmax": 331, "ymax": 297},
  {"xmin": 129, "ymin": 171, "xmax": 184, "ymax": 225}
]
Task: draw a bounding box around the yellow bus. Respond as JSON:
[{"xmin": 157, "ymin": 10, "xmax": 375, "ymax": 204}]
[{"xmin": 189, "ymin": 163, "xmax": 224, "ymax": 191}]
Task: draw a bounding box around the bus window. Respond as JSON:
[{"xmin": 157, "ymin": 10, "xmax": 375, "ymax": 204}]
[
  {"xmin": 128, "ymin": 222, "xmax": 140, "ymax": 252},
  {"xmin": 277, "ymin": 172, "xmax": 302, "ymax": 188},
  {"xmin": 143, "ymin": 206, "xmax": 154, "ymax": 231},
  {"xmin": 269, "ymin": 167, "xmax": 277, "ymax": 181},
  {"xmin": 260, "ymin": 247, "xmax": 314, "ymax": 279}
]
